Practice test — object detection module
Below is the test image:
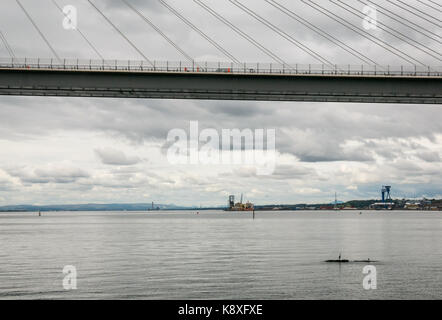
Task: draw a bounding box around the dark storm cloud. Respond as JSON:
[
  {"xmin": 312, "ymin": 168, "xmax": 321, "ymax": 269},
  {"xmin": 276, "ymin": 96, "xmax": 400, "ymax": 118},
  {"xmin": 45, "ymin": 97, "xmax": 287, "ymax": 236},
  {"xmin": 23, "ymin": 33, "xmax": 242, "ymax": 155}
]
[{"xmin": 0, "ymin": 96, "xmax": 440, "ymax": 163}]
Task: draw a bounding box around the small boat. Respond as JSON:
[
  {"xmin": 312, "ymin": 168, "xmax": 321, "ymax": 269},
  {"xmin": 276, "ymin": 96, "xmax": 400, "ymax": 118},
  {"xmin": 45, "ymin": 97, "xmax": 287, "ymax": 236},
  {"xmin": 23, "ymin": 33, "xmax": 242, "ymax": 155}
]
[
  {"xmin": 325, "ymin": 253, "xmax": 348, "ymax": 263},
  {"xmin": 325, "ymin": 257, "xmax": 378, "ymax": 263}
]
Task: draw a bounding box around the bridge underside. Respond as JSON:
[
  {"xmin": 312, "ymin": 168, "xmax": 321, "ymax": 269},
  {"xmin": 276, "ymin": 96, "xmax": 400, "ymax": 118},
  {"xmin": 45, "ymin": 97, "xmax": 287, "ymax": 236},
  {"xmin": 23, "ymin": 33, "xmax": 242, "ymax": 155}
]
[{"xmin": 0, "ymin": 69, "xmax": 440, "ymax": 104}]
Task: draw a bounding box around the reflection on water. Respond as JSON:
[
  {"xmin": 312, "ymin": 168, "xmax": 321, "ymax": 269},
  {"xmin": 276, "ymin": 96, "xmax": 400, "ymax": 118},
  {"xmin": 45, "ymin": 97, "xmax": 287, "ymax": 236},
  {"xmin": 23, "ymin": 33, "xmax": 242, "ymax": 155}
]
[{"xmin": 0, "ymin": 210, "xmax": 441, "ymax": 299}]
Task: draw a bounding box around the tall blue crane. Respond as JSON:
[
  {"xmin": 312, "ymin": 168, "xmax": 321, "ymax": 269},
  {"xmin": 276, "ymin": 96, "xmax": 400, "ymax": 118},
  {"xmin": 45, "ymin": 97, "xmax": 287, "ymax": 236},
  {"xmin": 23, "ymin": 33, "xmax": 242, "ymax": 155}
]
[{"xmin": 382, "ymin": 186, "xmax": 392, "ymax": 203}]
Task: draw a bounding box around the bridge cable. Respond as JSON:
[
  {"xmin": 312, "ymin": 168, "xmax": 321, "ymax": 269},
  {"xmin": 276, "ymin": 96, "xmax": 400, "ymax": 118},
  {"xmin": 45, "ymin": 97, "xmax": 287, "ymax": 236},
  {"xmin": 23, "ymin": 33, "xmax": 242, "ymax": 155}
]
[
  {"xmin": 332, "ymin": 0, "xmax": 441, "ymax": 61},
  {"xmin": 395, "ymin": 0, "xmax": 442, "ymax": 22},
  {"xmin": 415, "ymin": 0, "xmax": 442, "ymax": 13},
  {"xmin": 358, "ymin": 0, "xmax": 441, "ymax": 43},
  {"xmin": 121, "ymin": 0, "xmax": 194, "ymax": 63},
  {"xmin": 266, "ymin": 0, "xmax": 379, "ymax": 66},
  {"xmin": 339, "ymin": 0, "xmax": 441, "ymax": 53},
  {"xmin": 51, "ymin": 0, "xmax": 105, "ymax": 61},
  {"xmin": 15, "ymin": 0, "xmax": 62, "ymax": 63},
  {"xmin": 228, "ymin": 0, "xmax": 334, "ymax": 67},
  {"xmin": 193, "ymin": 0, "xmax": 291, "ymax": 67},
  {"xmin": 0, "ymin": 30, "xmax": 15, "ymax": 58},
  {"xmin": 158, "ymin": 0, "xmax": 240, "ymax": 63},
  {"xmin": 301, "ymin": 0, "xmax": 426, "ymax": 66},
  {"xmin": 87, "ymin": 0, "xmax": 153, "ymax": 66},
  {"xmin": 427, "ymin": 0, "xmax": 441, "ymax": 9},
  {"xmin": 388, "ymin": 0, "xmax": 441, "ymax": 28}
]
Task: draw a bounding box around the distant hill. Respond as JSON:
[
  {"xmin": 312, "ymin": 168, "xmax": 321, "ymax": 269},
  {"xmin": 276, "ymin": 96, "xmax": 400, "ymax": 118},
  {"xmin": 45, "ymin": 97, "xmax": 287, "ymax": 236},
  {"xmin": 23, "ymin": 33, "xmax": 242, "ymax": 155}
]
[
  {"xmin": 0, "ymin": 203, "xmax": 192, "ymax": 212},
  {"xmin": 1, "ymin": 199, "xmax": 440, "ymax": 212}
]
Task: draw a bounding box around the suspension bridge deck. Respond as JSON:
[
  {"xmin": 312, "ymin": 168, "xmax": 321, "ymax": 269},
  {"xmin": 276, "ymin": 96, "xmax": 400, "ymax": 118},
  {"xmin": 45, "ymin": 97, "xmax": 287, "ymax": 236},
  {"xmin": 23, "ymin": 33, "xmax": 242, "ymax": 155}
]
[{"xmin": 0, "ymin": 59, "xmax": 441, "ymax": 104}]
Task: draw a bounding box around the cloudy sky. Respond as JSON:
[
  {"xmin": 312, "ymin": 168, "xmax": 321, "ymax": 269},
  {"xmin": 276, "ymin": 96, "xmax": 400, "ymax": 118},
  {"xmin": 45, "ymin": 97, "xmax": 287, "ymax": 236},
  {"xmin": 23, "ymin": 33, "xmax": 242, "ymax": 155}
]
[{"xmin": 0, "ymin": 0, "xmax": 441, "ymax": 206}]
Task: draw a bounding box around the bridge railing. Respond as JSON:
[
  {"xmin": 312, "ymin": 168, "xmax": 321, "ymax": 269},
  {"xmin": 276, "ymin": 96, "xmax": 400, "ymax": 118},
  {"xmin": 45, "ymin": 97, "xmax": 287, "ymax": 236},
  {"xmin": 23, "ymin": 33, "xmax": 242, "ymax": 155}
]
[{"xmin": 0, "ymin": 57, "xmax": 441, "ymax": 77}]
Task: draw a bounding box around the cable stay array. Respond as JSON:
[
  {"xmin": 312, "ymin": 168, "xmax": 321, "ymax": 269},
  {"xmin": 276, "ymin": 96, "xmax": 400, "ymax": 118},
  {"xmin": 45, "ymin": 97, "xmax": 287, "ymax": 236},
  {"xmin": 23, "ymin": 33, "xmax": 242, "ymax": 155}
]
[
  {"xmin": 331, "ymin": 0, "xmax": 441, "ymax": 61},
  {"xmin": 0, "ymin": 0, "xmax": 439, "ymax": 69},
  {"xmin": 427, "ymin": 0, "xmax": 442, "ymax": 9},
  {"xmin": 359, "ymin": 0, "xmax": 441, "ymax": 43},
  {"xmin": 15, "ymin": 0, "xmax": 61, "ymax": 63},
  {"xmin": 396, "ymin": 0, "xmax": 442, "ymax": 23},
  {"xmin": 389, "ymin": 0, "xmax": 441, "ymax": 28},
  {"xmin": 122, "ymin": 0, "xmax": 194, "ymax": 63},
  {"xmin": 415, "ymin": 0, "xmax": 442, "ymax": 13},
  {"xmin": 301, "ymin": 0, "xmax": 428, "ymax": 66},
  {"xmin": 194, "ymin": 0, "xmax": 292, "ymax": 67},
  {"xmin": 266, "ymin": 0, "xmax": 379, "ymax": 66},
  {"xmin": 228, "ymin": 0, "xmax": 333, "ymax": 67},
  {"xmin": 87, "ymin": 0, "xmax": 154, "ymax": 66},
  {"xmin": 0, "ymin": 30, "xmax": 15, "ymax": 58},
  {"xmin": 159, "ymin": 0, "xmax": 240, "ymax": 63},
  {"xmin": 51, "ymin": 0, "xmax": 105, "ymax": 61}
]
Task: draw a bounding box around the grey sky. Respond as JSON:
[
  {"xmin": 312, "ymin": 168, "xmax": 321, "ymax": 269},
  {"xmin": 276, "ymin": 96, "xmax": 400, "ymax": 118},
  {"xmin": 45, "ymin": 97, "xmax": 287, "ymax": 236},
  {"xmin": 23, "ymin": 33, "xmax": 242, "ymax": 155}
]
[{"xmin": 0, "ymin": 0, "xmax": 441, "ymax": 206}]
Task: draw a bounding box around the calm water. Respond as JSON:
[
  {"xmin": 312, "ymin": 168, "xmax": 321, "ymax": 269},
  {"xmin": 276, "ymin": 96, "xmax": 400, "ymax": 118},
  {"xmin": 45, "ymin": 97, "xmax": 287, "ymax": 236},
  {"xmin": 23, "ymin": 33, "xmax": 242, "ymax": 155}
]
[{"xmin": 0, "ymin": 210, "xmax": 441, "ymax": 300}]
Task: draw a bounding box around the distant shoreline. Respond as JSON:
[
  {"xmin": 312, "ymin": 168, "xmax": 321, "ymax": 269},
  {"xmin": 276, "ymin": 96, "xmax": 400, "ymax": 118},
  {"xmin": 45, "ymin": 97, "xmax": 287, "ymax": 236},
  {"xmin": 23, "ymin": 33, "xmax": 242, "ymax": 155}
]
[
  {"xmin": 1, "ymin": 208, "xmax": 441, "ymax": 213},
  {"xmin": 0, "ymin": 199, "xmax": 441, "ymax": 213}
]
